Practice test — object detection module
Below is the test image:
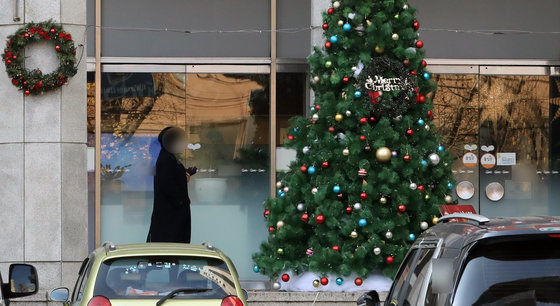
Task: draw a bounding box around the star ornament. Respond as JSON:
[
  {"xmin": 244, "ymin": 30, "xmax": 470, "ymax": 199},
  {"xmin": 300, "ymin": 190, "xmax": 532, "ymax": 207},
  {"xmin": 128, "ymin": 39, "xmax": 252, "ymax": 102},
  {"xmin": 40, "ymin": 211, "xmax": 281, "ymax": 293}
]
[{"xmin": 369, "ymin": 91, "xmax": 380, "ymax": 104}]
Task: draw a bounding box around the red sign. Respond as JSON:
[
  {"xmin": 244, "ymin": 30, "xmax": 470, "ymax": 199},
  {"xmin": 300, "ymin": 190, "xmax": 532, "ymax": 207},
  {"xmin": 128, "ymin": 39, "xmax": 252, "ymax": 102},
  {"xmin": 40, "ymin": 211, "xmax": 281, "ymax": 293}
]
[{"xmin": 440, "ymin": 205, "xmax": 477, "ymax": 222}]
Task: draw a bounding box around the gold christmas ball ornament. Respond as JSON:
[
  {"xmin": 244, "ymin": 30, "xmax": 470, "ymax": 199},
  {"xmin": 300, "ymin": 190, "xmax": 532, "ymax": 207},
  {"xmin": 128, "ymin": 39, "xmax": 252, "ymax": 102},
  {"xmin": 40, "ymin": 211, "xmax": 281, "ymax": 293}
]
[
  {"xmin": 276, "ymin": 181, "xmax": 282, "ymax": 188},
  {"xmin": 335, "ymin": 113, "xmax": 344, "ymax": 122},
  {"xmin": 342, "ymin": 148, "xmax": 350, "ymax": 156},
  {"xmin": 425, "ymin": 194, "xmax": 430, "ymax": 200},
  {"xmin": 337, "ymin": 20, "xmax": 344, "ymax": 26},
  {"xmin": 391, "ymin": 33, "xmax": 399, "ymax": 40},
  {"xmin": 432, "ymin": 217, "xmax": 439, "ymax": 224},
  {"xmin": 379, "ymin": 196, "xmax": 388, "ymax": 205},
  {"xmin": 350, "ymin": 231, "xmax": 358, "ymax": 238},
  {"xmin": 374, "ymin": 45, "xmax": 384, "ymax": 54},
  {"xmin": 445, "ymin": 195, "xmax": 453, "ymax": 204},
  {"xmin": 276, "ymin": 220, "xmax": 285, "ymax": 229},
  {"xmin": 313, "ymin": 279, "xmax": 320, "ymax": 288},
  {"xmin": 277, "ymin": 248, "xmax": 284, "ymax": 254},
  {"xmin": 376, "ymin": 147, "xmax": 392, "ymax": 162},
  {"xmin": 333, "ymin": 1, "xmax": 341, "ymax": 9}
]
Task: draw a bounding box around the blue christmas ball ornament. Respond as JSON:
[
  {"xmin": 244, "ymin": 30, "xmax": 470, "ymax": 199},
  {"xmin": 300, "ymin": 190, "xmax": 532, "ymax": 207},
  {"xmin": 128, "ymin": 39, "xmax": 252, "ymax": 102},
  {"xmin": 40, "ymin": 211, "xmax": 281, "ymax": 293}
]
[
  {"xmin": 423, "ymin": 72, "xmax": 430, "ymax": 80},
  {"xmin": 408, "ymin": 233, "xmax": 416, "ymax": 241},
  {"xmin": 308, "ymin": 166, "xmax": 316, "ymax": 174},
  {"xmin": 358, "ymin": 218, "xmax": 367, "ymax": 227},
  {"xmin": 354, "ymin": 90, "xmax": 362, "ymax": 98},
  {"xmin": 277, "ymin": 189, "xmax": 283, "ymax": 195},
  {"xmin": 343, "ymin": 23, "xmax": 351, "ymax": 31},
  {"xmin": 280, "ymin": 192, "xmax": 286, "ymax": 197},
  {"xmin": 333, "ymin": 185, "xmax": 341, "ymax": 193},
  {"xmin": 417, "ymin": 118, "xmax": 425, "ymax": 125},
  {"xmin": 330, "ymin": 35, "xmax": 338, "ymax": 43},
  {"xmin": 294, "ymin": 128, "xmax": 299, "ymax": 132},
  {"xmin": 420, "ymin": 160, "xmax": 428, "ymax": 167},
  {"xmin": 438, "ymin": 145, "xmax": 444, "ymax": 152},
  {"xmin": 253, "ymin": 265, "xmax": 260, "ymax": 273},
  {"xmin": 447, "ymin": 182, "xmax": 453, "ymax": 190},
  {"xmin": 336, "ymin": 277, "xmax": 344, "ymax": 285}
]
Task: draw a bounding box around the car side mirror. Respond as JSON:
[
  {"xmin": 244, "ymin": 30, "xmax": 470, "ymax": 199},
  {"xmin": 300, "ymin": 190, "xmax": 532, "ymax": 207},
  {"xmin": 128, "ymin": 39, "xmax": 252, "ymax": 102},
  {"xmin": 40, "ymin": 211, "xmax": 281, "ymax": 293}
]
[
  {"xmin": 431, "ymin": 258, "xmax": 454, "ymax": 294},
  {"xmin": 8, "ymin": 264, "xmax": 38, "ymax": 298},
  {"xmin": 49, "ymin": 287, "xmax": 70, "ymax": 302},
  {"xmin": 357, "ymin": 290, "xmax": 381, "ymax": 306},
  {"xmin": 242, "ymin": 288, "xmax": 248, "ymax": 300}
]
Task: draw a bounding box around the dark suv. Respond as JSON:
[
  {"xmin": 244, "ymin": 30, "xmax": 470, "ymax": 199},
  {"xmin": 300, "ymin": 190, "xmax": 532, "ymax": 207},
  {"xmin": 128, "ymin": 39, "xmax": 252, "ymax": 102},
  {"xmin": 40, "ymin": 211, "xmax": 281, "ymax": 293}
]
[{"xmin": 358, "ymin": 213, "xmax": 560, "ymax": 306}]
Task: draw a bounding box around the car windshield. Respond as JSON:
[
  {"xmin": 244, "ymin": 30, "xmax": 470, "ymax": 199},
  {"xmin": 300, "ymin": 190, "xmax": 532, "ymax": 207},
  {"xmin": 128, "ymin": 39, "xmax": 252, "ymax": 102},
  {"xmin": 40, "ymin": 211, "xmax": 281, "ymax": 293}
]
[
  {"xmin": 454, "ymin": 235, "xmax": 560, "ymax": 306},
  {"xmin": 94, "ymin": 256, "xmax": 237, "ymax": 300}
]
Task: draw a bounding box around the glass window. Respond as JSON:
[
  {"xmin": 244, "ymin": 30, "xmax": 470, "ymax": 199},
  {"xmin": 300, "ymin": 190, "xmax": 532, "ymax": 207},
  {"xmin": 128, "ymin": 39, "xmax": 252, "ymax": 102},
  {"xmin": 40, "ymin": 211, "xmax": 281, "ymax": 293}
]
[
  {"xmin": 72, "ymin": 257, "xmax": 92, "ymax": 302},
  {"xmin": 93, "ymin": 256, "xmax": 236, "ymax": 299},
  {"xmin": 454, "ymin": 236, "xmax": 560, "ymax": 306},
  {"xmin": 386, "ymin": 249, "xmax": 418, "ymax": 305},
  {"xmin": 99, "ymin": 71, "xmax": 270, "ymax": 280}
]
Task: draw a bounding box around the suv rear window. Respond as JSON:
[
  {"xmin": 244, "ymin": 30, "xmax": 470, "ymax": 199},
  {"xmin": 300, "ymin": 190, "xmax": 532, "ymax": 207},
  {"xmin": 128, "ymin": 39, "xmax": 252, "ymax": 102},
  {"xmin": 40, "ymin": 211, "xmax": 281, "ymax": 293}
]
[
  {"xmin": 94, "ymin": 256, "xmax": 236, "ymax": 300},
  {"xmin": 454, "ymin": 235, "xmax": 560, "ymax": 306}
]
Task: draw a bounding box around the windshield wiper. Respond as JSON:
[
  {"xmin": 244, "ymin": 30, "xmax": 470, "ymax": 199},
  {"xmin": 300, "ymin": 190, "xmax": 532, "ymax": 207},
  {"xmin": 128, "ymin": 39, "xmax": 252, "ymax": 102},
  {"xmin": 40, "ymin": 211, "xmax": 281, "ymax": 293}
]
[{"xmin": 156, "ymin": 288, "xmax": 212, "ymax": 306}]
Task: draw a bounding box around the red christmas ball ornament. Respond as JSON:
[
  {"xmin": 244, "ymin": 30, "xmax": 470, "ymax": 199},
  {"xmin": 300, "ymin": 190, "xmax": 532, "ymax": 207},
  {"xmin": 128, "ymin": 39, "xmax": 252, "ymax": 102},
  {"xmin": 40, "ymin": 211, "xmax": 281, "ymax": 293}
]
[
  {"xmin": 316, "ymin": 214, "xmax": 325, "ymax": 224},
  {"xmin": 427, "ymin": 110, "xmax": 434, "ymax": 120},
  {"xmin": 320, "ymin": 277, "xmax": 329, "ymax": 286},
  {"xmin": 411, "ymin": 70, "xmax": 417, "ymax": 76},
  {"xmin": 24, "ymin": 33, "xmax": 30, "ymax": 38},
  {"xmin": 406, "ymin": 129, "xmax": 414, "ymax": 137},
  {"xmin": 315, "ymin": 104, "xmax": 320, "ymax": 111},
  {"xmin": 345, "ymin": 206, "xmax": 353, "ymax": 214},
  {"xmin": 50, "ymin": 28, "xmax": 56, "ymax": 34},
  {"xmin": 360, "ymin": 192, "xmax": 368, "ymax": 200},
  {"xmin": 24, "ymin": 90, "xmax": 30, "ymax": 96},
  {"xmin": 11, "ymin": 78, "xmax": 18, "ymax": 85},
  {"xmin": 301, "ymin": 213, "xmax": 309, "ymax": 223},
  {"xmin": 360, "ymin": 135, "xmax": 366, "ymax": 141},
  {"xmin": 342, "ymin": 76, "xmax": 349, "ymax": 83},
  {"xmin": 418, "ymin": 95, "xmax": 426, "ymax": 104},
  {"xmin": 325, "ymin": 41, "xmax": 332, "ymax": 49},
  {"xmin": 268, "ymin": 226, "xmax": 275, "ymax": 232},
  {"xmin": 300, "ymin": 165, "xmax": 308, "ymax": 173},
  {"xmin": 403, "ymin": 154, "xmax": 411, "ymax": 163},
  {"xmin": 386, "ymin": 256, "xmax": 395, "ymax": 264},
  {"xmin": 6, "ymin": 59, "xmax": 11, "ymax": 64},
  {"xmin": 287, "ymin": 135, "xmax": 294, "ymax": 140},
  {"xmin": 369, "ymin": 116, "xmax": 376, "ymax": 122},
  {"xmin": 422, "ymin": 59, "xmax": 427, "ymax": 67},
  {"xmin": 322, "ymin": 23, "xmax": 328, "ymax": 30},
  {"xmin": 418, "ymin": 185, "xmax": 425, "ymax": 191},
  {"xmin": 282, "ymin": 274, "xmax": 290, "ymax": 282},
  {"xmin": 337, "ymin": 193, "xmax": 343, "ymax": 199},
  {"xmin": 37, "ymin": 81, "xmax": 43, "ymax": 87},
  {"xmin": 332, "ymin": 245, "xmax": 340, "ymax": 251},
  {"xmin": 355, "ymin": 278, "xmax": 363, "ymax": 286},
  {"xmin": 12, "ymin": 55, "xmax": 17, "ymax": 59},
  {"xmin": 322, "ymin": 161, "xmax": 329, "ymax": 168},
  {"xmin": 416, "ymin": 40, "xmax": 424, "ymax": 48},
  {"xmin": 328, "ymin": 126, "xmax": 335, "ymax": 133},
  {"xmin": 398, "ymin": 205, "xmax": 407, "ymax": 212},
  {"xmin": 359, "ymin": 117, "xmax": 368, "ymax": 125},
  {"xmin": 327, "ymin": 8, "xmax": 334, "ymax": 15},
  {"xmin": 55, "ymin": 45, "xmax": 61, "ymax": 52},
  {"xmin": 403, "ymin": 59, "xmax": 410, "ymax": 67},
  {"xmin": 264, "ymin": 210, "xmax": 270, "ymax": 217},
  {"xmin": 413, "ymin": 21, "xmax": 420, "ymax": 31}
]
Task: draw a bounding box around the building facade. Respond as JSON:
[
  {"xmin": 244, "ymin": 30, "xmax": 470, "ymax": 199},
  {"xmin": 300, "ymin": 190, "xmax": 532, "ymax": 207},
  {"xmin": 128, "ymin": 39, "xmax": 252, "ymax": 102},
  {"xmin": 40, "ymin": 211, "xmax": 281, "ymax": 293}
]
[{"xmin": 0, "ymin": 0, "xmax": 559, "ymax": 302}]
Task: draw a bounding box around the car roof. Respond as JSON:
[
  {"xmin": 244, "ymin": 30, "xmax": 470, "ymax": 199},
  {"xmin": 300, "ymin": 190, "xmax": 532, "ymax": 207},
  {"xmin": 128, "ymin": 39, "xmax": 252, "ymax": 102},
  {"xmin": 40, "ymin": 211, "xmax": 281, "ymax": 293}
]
[
  {"xmin": 95, "ymin": 242, "xmax": 228, "ymax": 260},
  {"xmin": 416, "ymin": 216, "xmax": 560, "ymax": 250}
]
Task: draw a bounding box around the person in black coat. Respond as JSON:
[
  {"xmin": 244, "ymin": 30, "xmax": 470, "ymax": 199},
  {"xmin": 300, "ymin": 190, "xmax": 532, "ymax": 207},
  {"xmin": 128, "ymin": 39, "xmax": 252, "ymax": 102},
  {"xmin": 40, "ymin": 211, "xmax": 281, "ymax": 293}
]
[{"xmin": 147, "ymin": 127, "xmax": 191, "ymax": 243}]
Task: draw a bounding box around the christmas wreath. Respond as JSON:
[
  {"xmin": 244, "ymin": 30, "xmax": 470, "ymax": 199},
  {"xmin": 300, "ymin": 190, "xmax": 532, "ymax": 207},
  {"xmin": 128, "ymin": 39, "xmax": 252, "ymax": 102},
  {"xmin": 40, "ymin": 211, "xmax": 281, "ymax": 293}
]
[{"xmin": 2, "ymin": 20, "xmax": 77, "ymax": 96}]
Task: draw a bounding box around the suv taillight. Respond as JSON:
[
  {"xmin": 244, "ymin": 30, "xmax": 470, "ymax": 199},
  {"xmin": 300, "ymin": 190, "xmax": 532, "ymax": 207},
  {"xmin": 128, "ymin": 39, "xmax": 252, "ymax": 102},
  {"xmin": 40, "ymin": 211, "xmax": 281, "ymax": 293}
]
[
  {"xmin": 87, "ymin": 296, "xmax": 112, "ymax": 306},
  {"xmin": 221, "ymin": 295, "xmax": 244, "ymax": 306}
]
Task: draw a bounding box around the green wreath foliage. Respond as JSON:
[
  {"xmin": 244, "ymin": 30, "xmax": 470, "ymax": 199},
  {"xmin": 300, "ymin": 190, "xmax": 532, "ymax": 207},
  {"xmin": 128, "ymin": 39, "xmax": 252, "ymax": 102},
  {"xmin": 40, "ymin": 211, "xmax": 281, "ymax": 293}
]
[{"xmin": 2, "ymin": 20, "xmax": 77, "ymax": 96}]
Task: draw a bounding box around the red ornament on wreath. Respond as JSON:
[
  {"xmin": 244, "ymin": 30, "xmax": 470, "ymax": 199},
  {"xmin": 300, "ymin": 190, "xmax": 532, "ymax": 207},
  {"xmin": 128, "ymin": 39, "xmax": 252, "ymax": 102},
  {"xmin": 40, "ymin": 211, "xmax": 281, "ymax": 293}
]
[
  {"xmin": 320, "ymin": 277, "xmax": 329, "ymax": 286},
  {"xmin": 281, "ymin": 274, "xmax": 290, "ymax": 282},
  {"xmin": 355, "ymin": 278, "xmax": 363, "ymax": 286},
  {"xmin": 2, "ymin": 21, "xmax": 77, "ymax": 95}
]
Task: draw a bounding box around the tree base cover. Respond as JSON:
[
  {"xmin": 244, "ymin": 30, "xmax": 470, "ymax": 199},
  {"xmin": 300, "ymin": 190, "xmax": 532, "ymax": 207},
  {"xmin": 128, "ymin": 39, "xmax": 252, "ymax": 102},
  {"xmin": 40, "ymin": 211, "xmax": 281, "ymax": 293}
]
[{"xmin": 275, "ymin": 271, "xmax": 392, "ymax": 292}]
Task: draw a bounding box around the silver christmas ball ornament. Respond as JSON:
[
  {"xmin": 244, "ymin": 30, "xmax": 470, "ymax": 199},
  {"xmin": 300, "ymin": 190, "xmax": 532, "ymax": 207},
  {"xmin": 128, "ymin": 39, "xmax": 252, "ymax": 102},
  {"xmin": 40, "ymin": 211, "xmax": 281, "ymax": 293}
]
[
  {"xmin": 350, "ymin": 231, "xmax": 358, "ymax": 238},
  {"xmin": 276, "ymin": 181, "xmax": 283, "ymax": 188},
  {"xmin": 297, "ymin": 203, "xmax": 305, "ymax": 211},
  {"xmin": 385, "ymin": 231, "xmax": 393, "ymax": 239},
  {"xmin": 420, "ymin": 221, "xmax": 429, "ymax": 230},
  {"xmin": 273, "ymin": 282, "xmax": 281, "ymax": 290},
  {"xmin": 312, "ymin": 187, "xmax": 318, "ymax": 195},
  {"xmin": 276, "ymin": 220, "xmax": 285, "ymax": 228},
  {"xmin": 312, "ymin": 113, "xmax": 319, "ymax": 121},
  {"xmin": 445, "ymin": 195, "xmax": 453, "ymax": 204},
  {"xmin": 302, "ymin": 146, "xmax": 310, "ymax": 154},
  {"xmin": 313, "ymin": 76, "xmax": 320, "ymax": 83},
  {"xmin": 373, "ymin": 247, "xmax": 381, "ymax": 255},
  {"xmin": 403, "ymin": 4, "xmax": 409, "ymax": 10},
  {"xmin": 429, "ymin": 153, "xmax": 440, "ymax": 165},
  {"xmin": 337, "ymin": 20, "xmax": 344, "ymax": 26},
  {"xmin": 333, "ymin": 1, "xmax": 341, "ymax": 8},
  {"xmin": 345, "ymin": 110, "xmax": 352, "ymax": 117},
  {"xmin": 392, "ymin": 33, "xmax": 399, "ymax": 40},
  {"xmin": 353, "ymin": 202, "xmax": 362, "ymax": 210},
  {"xmin": 409, "ymin": 182, "xmax": 417, "ymax": 190}
]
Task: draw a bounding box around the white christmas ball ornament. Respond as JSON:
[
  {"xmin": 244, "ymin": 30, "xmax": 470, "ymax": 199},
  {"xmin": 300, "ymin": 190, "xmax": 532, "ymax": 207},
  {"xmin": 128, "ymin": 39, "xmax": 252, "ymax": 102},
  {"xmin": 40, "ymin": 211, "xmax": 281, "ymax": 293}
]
[
  {"xmin": 313, "ymin": 76, "xmax": 320, "ymax": 83},
  {"xmin": 403, "ymin": 4, "xmax": 409, "ymax": 10},
  {"xmin": 276, "ymin": 181, "xmax": 282, "ymax": 188},
  {"xmin": 302, "ymin": 146, "xmax": 310, "ymax": 154},
  {"xmin": 385, "ymin": 231, "xmax": 393, "ymax": 239},
  {"xmin": 345, "ymin": 110, "xmax": 352, "ymax": 117},
  {"xmin": 373, "ymin": 247, "xmax": 381, "ymax": 255},
  {"xmin": 420, "ymin": 221, "xmax": 429, "ymax": 230},
  {"xmin": 350, "ymin": 231, "xmax": 358, "ymax": 238},
  {"xmin": 273, "ymin": 282, "xmax": 281, "ymax": 290},
  {"xmin": 351, "ymin": 66, "xmax": 357, "ymax": 72},
  {"xmin": 297, "ymin": 203, "xmax": 305, "ymax": 211},
  {"xmin": 342, "ymin": 148, "xmax": 350, "ymax": 156},
  {"xmin": 312, "ymin": 187, "xmax": 318, "ymax": 195},
  {"xmin": 333, "ymin": 1, "xmax": 340, "ymax": 8},
  {"xmin": 283, "ymin": 187, "xmax": 289, "ymax": 193},
  {"xmin": 445, "ymin": 195, "xmax": 453, "ymax": 204},
  {"xmin": 429, "ymin": 153, "xmax": 440, "ymax": 165},
  {"xmin": 276, "ymin": 220, "xmax": 285, "ymax": 228},
  {"xmin": 353, "ymin": 202, "xmax": 362, "ymax": 210},
  {"xmin": 425, "ymin": 125, "xmax": 430, "ymax": 131},
  {"xmin": 337, "ymin": 20, "xmax": 344, "ymax": 26},
  {"xmin": 409, "ymin": 182, "xmax": 417, "ymax": 190},
  {"xmin": 392, "ymin": 33, "xmax": 399, "ymax": 40},
  {"xmin": 312, "ymin": 113, "xmax": 319, "ymax": 121}
]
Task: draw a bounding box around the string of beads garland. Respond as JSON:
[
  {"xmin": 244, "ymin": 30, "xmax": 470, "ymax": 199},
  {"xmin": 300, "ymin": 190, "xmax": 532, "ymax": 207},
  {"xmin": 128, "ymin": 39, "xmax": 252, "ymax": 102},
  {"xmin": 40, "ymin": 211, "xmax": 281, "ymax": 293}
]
[{"xmin": 1, "ymin": 20, "xmax": 78, "ymax": 96}]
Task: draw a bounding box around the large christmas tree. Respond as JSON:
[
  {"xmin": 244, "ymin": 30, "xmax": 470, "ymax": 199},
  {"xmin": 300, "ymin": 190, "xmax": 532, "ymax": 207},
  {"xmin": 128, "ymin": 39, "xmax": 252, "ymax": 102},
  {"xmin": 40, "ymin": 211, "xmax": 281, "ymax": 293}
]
[{"xmin": 253, "ymin": 0, "xmax": 454, "ymax": 289}]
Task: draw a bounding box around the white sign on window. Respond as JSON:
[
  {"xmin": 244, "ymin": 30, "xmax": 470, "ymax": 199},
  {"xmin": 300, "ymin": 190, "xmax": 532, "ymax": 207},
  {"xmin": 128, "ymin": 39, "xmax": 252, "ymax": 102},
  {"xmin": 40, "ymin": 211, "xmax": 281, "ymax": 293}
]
[{"xmin": 497, "ymin": 152, "xmax": 516, "ymax": 166}]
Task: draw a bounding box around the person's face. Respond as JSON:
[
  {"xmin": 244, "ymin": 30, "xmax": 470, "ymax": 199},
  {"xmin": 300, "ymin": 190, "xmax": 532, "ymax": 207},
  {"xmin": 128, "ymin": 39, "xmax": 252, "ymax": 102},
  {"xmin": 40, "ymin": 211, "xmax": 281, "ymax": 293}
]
[{"xmin": 168, "ymin": 138, "xmax": 187, "ymax": 154}]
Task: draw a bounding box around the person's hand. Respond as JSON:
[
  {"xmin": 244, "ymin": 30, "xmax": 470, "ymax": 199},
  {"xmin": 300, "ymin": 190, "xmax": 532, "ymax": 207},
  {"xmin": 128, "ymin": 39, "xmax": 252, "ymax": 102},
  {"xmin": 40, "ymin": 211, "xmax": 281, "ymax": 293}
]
[{"xmin": 186, "ymin": 172, "xmax": 191, "ymax": 182}]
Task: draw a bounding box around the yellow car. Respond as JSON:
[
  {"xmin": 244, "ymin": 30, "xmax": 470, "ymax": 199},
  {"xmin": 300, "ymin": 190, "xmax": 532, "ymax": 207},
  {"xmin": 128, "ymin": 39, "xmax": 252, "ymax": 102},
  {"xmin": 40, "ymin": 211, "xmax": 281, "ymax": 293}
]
[{"xmin": 49, "ymin": 242, "xmax": 247, "ymax": 306}]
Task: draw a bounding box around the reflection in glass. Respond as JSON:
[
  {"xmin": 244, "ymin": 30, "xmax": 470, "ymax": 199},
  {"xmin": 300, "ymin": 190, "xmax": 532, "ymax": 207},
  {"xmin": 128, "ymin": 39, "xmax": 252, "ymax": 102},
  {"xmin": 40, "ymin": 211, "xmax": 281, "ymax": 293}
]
[{"xmin": 99, "ymin": 72, "xmax": 270, "ymax": 280}]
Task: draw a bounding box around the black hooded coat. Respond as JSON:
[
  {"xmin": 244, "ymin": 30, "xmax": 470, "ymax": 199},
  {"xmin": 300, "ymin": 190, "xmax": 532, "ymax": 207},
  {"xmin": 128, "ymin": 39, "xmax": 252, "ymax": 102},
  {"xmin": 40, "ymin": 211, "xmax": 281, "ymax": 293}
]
[{"xmin": 147, "ymin": 127, "xmax": 191, "ymax": 243}]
